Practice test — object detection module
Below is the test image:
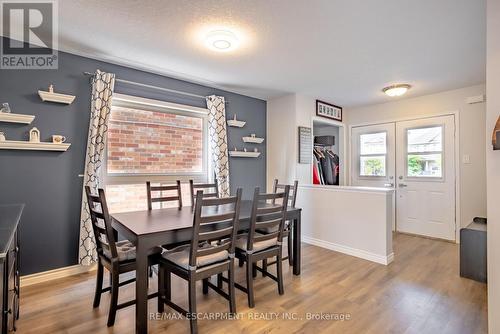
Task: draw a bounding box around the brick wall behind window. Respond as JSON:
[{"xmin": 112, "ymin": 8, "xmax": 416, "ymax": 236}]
[{"xmin": 107, "ymin": 106, "xmax": 203, "ymax": 174}]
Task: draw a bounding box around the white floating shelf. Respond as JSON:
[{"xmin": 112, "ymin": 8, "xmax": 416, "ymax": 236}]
[
  {"xmin": 0, "ymin": 113, "xmax": 35, "ymax": 124},
  {"xmin": 0, "ymin": 140, "xmax": 71, "ymax": 152},
  {"xmin": 38, "ymin": 90, "xmax": 76, "ymax": 104},
  {"xmin": 229, "ymin": 150, "xmax": 261, "ymax": 158},
  {"xmin": 242, "ymin": 136, "xmax": 264, "ymax": 144},
  {"xmin": 227, "ymin": 119, "xmax": 246, "ymax": 128}
]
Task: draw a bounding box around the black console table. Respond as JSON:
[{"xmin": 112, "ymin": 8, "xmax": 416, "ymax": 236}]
[{"xmin": 0, "ymin": 204, "xmax": 23, "ymax": 333}]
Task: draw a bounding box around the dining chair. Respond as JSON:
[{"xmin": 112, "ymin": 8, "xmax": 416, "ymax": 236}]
[
  {"xmin": 189, "ymin": 179, "xmax": 219, "ymax": 206},
  {"xmin": 146, "ymin": 180, "xmax": 182, "ymax": 210},
  {"xmin": 233, "ymin": 186, "xmax": 290, "ymax": 308},
  {"xmin": 261, "ymin": 179, "xmax": 298, "ymax": 273},
  {"xmin": 157, "ymin": 188, "xmax": 242, "ymax": 334},
  {"xmin": 85, "ymin": 186, "xmax": 160, "ymax": 327}
]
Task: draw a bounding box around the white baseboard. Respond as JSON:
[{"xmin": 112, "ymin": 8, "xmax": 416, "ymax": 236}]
[
  {"xmin": 302, "ymin": 235, "xmax": 394, "ymax": 265},
  {"xmin": 20, "ymin": 264, "xmax": 96, "ymax": 287}
]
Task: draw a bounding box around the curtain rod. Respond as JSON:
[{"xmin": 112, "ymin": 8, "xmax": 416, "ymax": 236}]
[{"xmin": 82, "ymin": 71, "xmax": 226, "ymax": 102}]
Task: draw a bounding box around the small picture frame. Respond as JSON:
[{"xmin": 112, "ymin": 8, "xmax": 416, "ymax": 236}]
[{"xmin": 316, "ymin": 100, "xmax": 342, "ymax": 122}]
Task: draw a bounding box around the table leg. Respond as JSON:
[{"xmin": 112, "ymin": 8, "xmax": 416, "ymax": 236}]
[
  {"xmin": 292, "ymin": 214, "xmax": 301, "ymax": 275},
  {"xmin": 135, "ymin": 241, "xmax": 149, "ymax": 334}
]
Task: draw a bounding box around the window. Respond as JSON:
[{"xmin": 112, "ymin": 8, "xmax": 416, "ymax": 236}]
[
  {"xmin": 359, "ymin": 132, "xmax": 387, "ymax": 177},
  {"xmin": 103, "ymin": 94, "xmax": 209, "ymax": 213},
  {"xmin": 406, "ymin": 126, "xmax": 443, "ymax": 178}
]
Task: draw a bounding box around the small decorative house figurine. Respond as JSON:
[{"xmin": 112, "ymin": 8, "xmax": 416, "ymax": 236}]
[
  {"xmin": 29, "ymin": 127, "xmax": 40, "ymax": 143},
  {"xmin": 0, "ymin": 132, "xmax": 6, "ymax": 142}
]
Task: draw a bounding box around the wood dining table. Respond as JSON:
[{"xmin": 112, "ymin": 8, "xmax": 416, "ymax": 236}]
[{"xmin": 111, "ymin": 200, "xmax": 302, "ymax": 334}]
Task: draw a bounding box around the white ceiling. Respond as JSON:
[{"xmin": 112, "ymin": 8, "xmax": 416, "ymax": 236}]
[{"xmin": 54, "ymin": 0, "xmax": 485, "ymax": 107}]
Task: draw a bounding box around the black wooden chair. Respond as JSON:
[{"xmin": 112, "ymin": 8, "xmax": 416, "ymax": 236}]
[
  {"xmin": 157, "ymin": 188, "xmax": 242, "ymax": 334},
  {"xmin": 233, "ymin": 186, "xmax": 290, "ymax": 308},
  {"xmin": 261, "ymin": 179, "xmax": 298, "ymax": 272},
  {"xmin": 85, "ymin": 186, "xmax": 160, "ymax": 327},
  {"xmin": 189, "ymin": 179, "xmax": 219, "ymax": 206},
  {"xmin": 146, "ymin": 180, "xmax": 182, "ymax": 210}
]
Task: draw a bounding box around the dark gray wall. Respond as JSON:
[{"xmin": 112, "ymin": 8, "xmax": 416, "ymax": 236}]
[{"xmin": 0, "ymin": 39, "xmax": 266, "ymax": 275}]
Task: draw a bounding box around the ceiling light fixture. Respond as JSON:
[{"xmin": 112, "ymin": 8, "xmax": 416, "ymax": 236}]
[
  {"xmin": 205, "ymin": 30, "xmax": 239, "ymax": 52},
  {"xmin": 382, "ymin": 84, "xmax": 411, "ymax": 97}
]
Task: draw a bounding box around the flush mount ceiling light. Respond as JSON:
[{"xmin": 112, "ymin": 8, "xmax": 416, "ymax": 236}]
[
  {"xmin": 205, "ymin": 30, "xmax": 239, "ymax": 52},
  {"xmin": 382, "ymin": 84, "xmax": 411, "ymax": 97}
]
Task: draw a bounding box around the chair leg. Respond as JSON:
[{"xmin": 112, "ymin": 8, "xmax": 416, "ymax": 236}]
[
  {"xmin": 188, "ymin": 278, "xmax": 198, "ymax": 334},
  {"xmin": 202, "ymin": 278, "xmax": 209, "ymax": 295},
  {"xmin": 246, "ymin": 257, "xmax": 255, "ymax": 308},
  {"xmin": 228, "ymin": 261, "xmax": 236, "ymax": 314},
  {"xmin": 238, "ymin": 258, "xmax": 244, "ymax": 267},
  {"xmin": 252, "ymin": 263, "xmax": 257, "ymax": 278},
  {"xmin": 165, "ymin": 270, "xmax": 171, "ymax": 302},
  {"xmin": 287, "ymin": 234, "xmax": 293, "ymax": 266},
  {"xmin": 107, "ymin": 270, "xmax": 119, "ymax": 327},
  {"xmin": 277, "ymin": 253, "xmax": 284, "ymax": 295},
  {"xmin": 217, "ymin": 273, "xmax": 223, "ymax": 289},
  {"xmin": 262, "ymin": 259, "xmax": 268, "ymax": 277},
  {"xmin": 158, "ymin": 266, "xmax": 165, "ymax": 313},
  {"xmin": 93, "ymin": 262, "xmax": 104, "ymax": 308}
]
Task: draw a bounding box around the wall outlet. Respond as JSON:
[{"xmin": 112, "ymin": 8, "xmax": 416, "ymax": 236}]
[{"xmin": 463, "ymin": 154, "xmax": 471, "ymax": 164}]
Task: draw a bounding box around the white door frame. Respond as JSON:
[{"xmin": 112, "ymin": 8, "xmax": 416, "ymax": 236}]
[{"xmin": 348, "ymin": 110, "xmax": 461, "ymax": 243}]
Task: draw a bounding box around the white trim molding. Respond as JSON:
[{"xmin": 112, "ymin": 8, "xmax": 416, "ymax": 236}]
[
  {"xmin": 303, "ymin": 236, "xmax": 395, "ymax": 265},
  {"xmin": 20, "ymin": 264, "xmax": 96, "ymax": 287}
]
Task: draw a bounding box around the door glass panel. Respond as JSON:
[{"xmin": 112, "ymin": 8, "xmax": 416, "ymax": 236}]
[
  {"xmin": 407, "ymin": 153, "xmax": 442, "ymax": 177},
  {"xmin": 360, "ymin": 132, "xmax": 387, "ymax": 155},
  {"xmin": 407, "ymin": 126, "xmax": 442, "ymax": 153},
  {"xmin": 360, "ymin": 156, "xmax": 386, "ymax": 176}
]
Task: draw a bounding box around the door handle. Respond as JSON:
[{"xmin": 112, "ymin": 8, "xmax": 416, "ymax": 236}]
[
  {"xmin": 398, "ymin": 183, "xmax": 408, "ymax": 188},
  {"xmin": 384, "ymin": 183, "xmax": 394, "ymax": 187}
]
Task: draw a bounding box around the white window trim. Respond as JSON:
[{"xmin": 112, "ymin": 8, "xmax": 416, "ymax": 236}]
[
  {"xmin": 358, "ymin": 130, "xmax": 388, "ymax": 178},
  {"xmin": 102, "ymin": 93, "xmax": 210, "ymax": 186}
]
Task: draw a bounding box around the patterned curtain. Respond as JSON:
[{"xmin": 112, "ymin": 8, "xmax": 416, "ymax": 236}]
[
  {"xmin": 78, "ymin": 70, "xmax": 115, "ymax": 265},
  {"xmin": 206, "ymin": 95, "xmax": 230, "ymax": 197}
]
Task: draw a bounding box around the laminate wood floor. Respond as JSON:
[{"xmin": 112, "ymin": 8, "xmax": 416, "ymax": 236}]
[{"xmin": 17, "ymin": 233, "xmax": 487, "ymax": 334}]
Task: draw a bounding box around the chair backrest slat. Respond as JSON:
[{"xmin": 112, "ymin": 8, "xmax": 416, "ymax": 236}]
[
  {"xmin": 200, "ymin": 212, "xmax": 235, "ymax": 225},
  {"xmin": 146, "ymin": 180, "xmax": 182, "ymax": 210},
  {"xmin": 254, "ymin": 231, "xmax": 279, "ymax": 242},
  {"xmin": 272, "ymin": 179, "xmax": 298, "ymax": 208},
  {"xmin": 190, "ymin": 179, "xmax": 219, "ymax": 206},
  {"xmin": 85, "ymin": 186, "xmax": 119, "ymax": 260},
  {"xmin": 189, "ymin": 189, "xmax": 242, "ymax": 268},
  {"xmin": 197, "ymin": 241, "xmax": 231, "ymax": 257},
  {"xmin": 246, "ymin": 186, "xmax": 290, "ymax": 252},
  {"xmin": 198, "ymin": 226, "xmax": 234, "ymax": 242}
]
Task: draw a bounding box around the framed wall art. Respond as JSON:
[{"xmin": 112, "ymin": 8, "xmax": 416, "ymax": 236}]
[{"xmin": 316, "ymin": 100, "xmax": 342, "ymax": 122}]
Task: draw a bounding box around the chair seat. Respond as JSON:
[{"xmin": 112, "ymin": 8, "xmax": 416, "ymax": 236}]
[
  {"xmin": 162, "ymin": 244, "xmax": 229, "ymax": 269},
  {"xmin": 103, "ymin": 240, "xmax": 136, "ymax": 261},
  {"xmin": 235, "ymin": 234, "xmax": 277, "ymax": 253}
]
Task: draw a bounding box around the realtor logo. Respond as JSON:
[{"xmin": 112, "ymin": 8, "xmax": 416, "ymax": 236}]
[{"xmin": 1, "ymin": 0, "xmax": 58, "ymax": 69}]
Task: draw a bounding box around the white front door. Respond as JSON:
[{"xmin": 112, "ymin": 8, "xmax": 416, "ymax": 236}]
[
  {"xmin": 351, "ymin": 115, "xmax": 456, "ymax": 241},
  {"xmin": 395, "ymin": 115, "xmax": 456, "ymax": 240}
]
